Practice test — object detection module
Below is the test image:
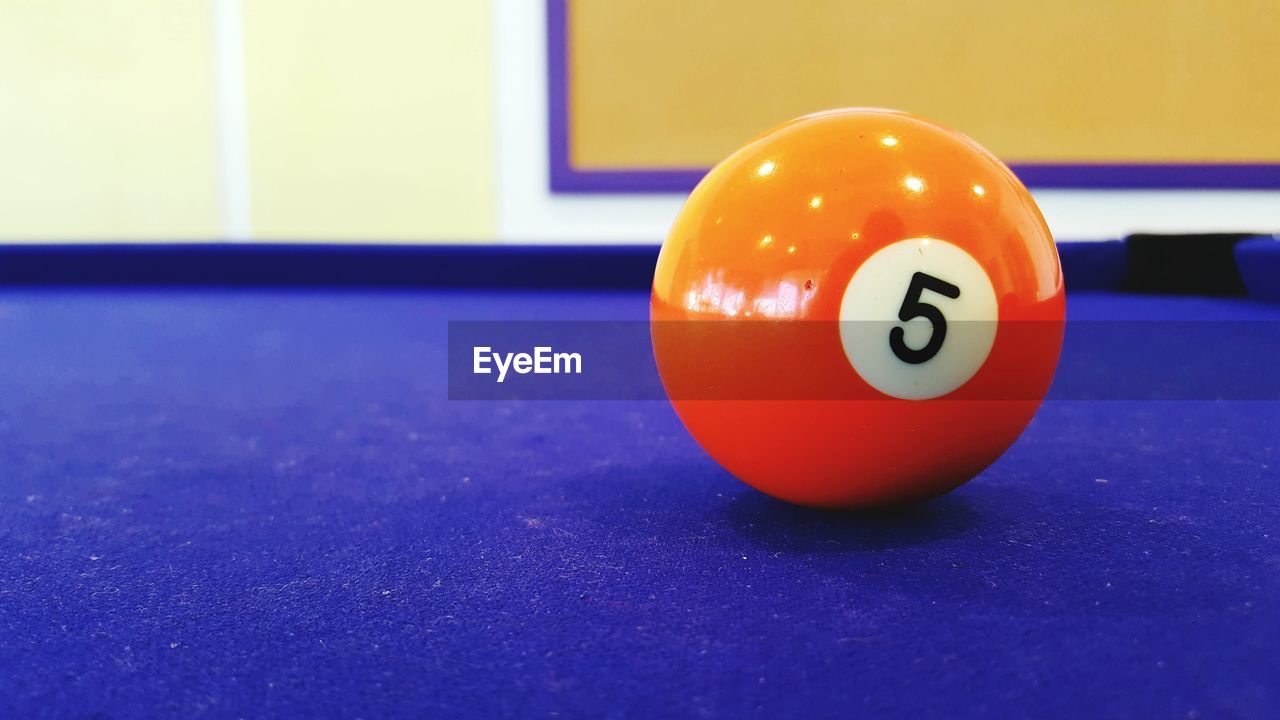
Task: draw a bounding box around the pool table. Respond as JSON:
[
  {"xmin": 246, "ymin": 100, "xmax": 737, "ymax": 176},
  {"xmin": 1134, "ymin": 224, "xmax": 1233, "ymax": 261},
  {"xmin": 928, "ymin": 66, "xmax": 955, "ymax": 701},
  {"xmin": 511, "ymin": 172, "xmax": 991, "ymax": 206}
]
[{"xmin": 1, "ymin": 238, "xmax": 1278, "ymax": 718}]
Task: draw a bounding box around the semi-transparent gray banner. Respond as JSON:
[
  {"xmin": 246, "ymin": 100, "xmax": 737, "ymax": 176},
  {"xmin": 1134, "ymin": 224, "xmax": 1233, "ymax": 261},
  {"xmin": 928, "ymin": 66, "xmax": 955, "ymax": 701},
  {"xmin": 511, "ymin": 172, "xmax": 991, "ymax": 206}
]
[{"xmin": 447, "ymin": 321, "xmax": 1280, "ymax": 401}]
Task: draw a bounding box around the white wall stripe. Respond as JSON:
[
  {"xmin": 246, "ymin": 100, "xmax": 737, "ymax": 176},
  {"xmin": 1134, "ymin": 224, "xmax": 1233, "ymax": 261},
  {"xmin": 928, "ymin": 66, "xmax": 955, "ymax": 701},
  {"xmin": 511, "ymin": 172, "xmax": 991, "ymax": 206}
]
[
  {"xmin": 493, "ymin": 0, "xmax": 684, "ymax": 244},
  {"xmin": 212, "ymin": 0, "xmax": 252, "ymax": 241}
]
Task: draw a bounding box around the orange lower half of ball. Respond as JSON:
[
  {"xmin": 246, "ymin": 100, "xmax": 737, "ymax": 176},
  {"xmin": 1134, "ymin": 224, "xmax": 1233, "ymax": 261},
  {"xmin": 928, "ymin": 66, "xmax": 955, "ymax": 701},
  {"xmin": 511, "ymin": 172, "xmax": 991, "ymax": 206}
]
[{"xmin": 664, "ymin": 397, "xmax": 1044, "ymax": 509}]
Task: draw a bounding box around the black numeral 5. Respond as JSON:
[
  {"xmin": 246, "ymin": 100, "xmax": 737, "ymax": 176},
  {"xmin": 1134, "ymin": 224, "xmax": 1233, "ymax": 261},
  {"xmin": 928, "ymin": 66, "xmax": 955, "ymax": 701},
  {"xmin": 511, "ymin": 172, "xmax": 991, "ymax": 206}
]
[{"xmin": 890, "ymin": 272, "xmax": 961, "ymax": 364}]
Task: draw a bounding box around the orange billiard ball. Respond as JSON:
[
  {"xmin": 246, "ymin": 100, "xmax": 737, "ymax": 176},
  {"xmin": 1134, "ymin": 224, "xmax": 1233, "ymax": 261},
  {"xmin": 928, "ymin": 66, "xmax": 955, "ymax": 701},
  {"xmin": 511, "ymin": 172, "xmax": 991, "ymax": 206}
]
[{"xmin": 651, "ymin": 108, "xmax": 1064, "ymax": 509}]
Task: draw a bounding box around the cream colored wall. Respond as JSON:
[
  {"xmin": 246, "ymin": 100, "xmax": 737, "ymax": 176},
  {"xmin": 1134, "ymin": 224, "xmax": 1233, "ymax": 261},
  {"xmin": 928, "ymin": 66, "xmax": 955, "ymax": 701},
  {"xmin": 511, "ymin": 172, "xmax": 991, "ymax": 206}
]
[
  {"xmin": 243, "ymin": 0, "xmax": 495, "ymax": 241},
  {"xmin": 0, "ymin": 1, "xmax": 221, "ymax": 242},
  {"xmin": 0, "ymin": 1, "xmax": 1276, "ymax": 244},
  {"xmin": 0, "ymin": 0, "xmax": 496, "ymax": 242}
]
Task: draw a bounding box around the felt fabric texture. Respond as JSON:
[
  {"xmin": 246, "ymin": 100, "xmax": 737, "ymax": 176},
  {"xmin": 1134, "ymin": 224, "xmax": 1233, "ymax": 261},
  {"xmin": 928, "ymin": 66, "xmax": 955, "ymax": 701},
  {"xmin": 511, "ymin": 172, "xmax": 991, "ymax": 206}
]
[{"xmin": 0, "ymin": 288, "xmax": 1277, "ymax": 718}]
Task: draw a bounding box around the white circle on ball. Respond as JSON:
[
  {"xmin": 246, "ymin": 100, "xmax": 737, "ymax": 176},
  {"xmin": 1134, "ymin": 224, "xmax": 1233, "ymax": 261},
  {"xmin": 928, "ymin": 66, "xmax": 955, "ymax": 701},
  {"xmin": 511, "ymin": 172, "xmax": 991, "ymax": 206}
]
[{"xmin": 839, "ymin": 237, "xmax": 998, "ymax": 400}]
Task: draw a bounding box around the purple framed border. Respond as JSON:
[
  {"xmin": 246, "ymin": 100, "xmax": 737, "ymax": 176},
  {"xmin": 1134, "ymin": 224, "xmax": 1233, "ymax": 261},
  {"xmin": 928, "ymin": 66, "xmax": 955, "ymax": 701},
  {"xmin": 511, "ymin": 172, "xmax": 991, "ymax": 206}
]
[{"xmin": 547, "ymin": 0, "xmax": 1280, "ymax": 193}]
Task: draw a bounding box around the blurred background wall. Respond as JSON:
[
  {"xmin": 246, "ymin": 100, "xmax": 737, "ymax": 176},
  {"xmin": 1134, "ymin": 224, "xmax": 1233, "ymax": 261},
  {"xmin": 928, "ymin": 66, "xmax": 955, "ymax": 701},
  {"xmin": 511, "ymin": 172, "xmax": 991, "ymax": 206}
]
[{"xmin": 0, "ymin": 0, "xmax": 1277, "ymax": 244}]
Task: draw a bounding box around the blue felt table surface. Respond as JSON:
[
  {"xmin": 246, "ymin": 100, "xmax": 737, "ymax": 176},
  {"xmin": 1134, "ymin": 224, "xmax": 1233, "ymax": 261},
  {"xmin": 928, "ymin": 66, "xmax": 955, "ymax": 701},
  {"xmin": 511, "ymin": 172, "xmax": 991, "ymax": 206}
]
[{"xmin": 1, "ymin": 288, "xmax": 1277, "ymax": 719}]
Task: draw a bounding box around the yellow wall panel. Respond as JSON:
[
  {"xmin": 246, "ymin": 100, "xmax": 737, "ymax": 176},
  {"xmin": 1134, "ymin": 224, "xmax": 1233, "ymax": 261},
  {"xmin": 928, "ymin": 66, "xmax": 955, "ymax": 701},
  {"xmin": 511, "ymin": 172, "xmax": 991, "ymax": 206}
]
[
  {"xmin": 0, "ymin": 1, "xmax": 220, "ymax": 241},
  {"xmin": 569, "ymin": 0, "xmax": 1280, "ymax": 168},
  {"xmin": 244, "ymin": 0, "xmax": 496, "ymax": 241}
]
